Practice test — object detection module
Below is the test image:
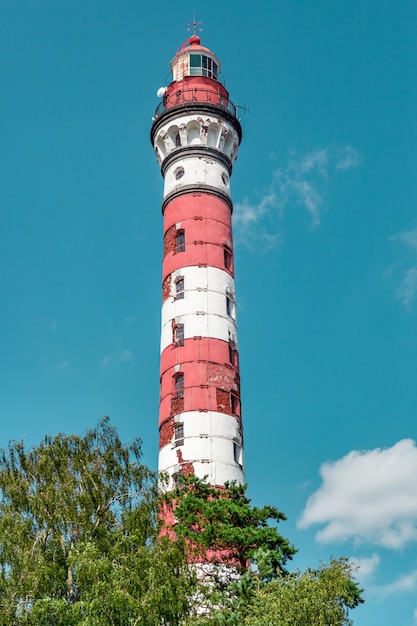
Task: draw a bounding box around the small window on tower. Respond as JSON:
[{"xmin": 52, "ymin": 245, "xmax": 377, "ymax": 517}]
[
  {"xmin": 173, "ymin": 323, "xmax": 184, "ymax": 347},
  {"xmin": 233, "ymin": 442, "xmax": 242, "ymax": 468},
  {"xmin": 174, "ymin": 166, "xmax": 184, "ymax": 180},
  {"xmin": 174, "ymin": 423, "xmax": 184, "ymax": 447},
  {"xmin": 224, "ymin": 246, "xmax": 232, "ymax": 270},
  {"xmin": 176, "ymin": 230, "xmax": 185, "ymax": 253},
  {"xmin": 226, "ymin": 294, "xmax": 236, "ymax": 319},
  {"xmin": 221, "ymin": 172, "xmax": 229, "ymax": 188},
  {"xmin": 229, "ymin": 342, "xmax": 238, "ymax": 367},
  {"xmin": 174, "ymin": 373, "xmax": 184, "ymax": 398},
  {"xmin": 231, "ymin": 392, "xmax": 240, "ymax": 416},
  {"xmin": 175, "ymin": 277, "xmax": 185, "ymax": 300}
]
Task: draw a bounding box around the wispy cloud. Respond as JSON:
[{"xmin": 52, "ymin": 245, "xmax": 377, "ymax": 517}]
[
  {"xmin": 300, "ymin": 148, "xmax": 329, "ymax": 177},
  {"xmin": 298, "ymin": 439, "xmax": 417, "ymax": 549},
  {"xmin": 396, "ymin": 227, "xmax": 417, "ymax": 252},
  {"xmin": 233, "ymin": 193, "xmax": 277, "ymax": 227},
  {"xmin": 336, "ymin": 146, "xmax": 362, "ymax": 171},
  {"xmin": 350, "ymin": 553, "xmax": 380, "ymax": 582},
  {"xmin": 29, "ymin": 316, "xmax": 58, "ymax": 333},
  {"xmin": 52, "ymin": 360, "xmax": 69, "ymax": 371},
  {"xmin": 46, "ymin": 317, "xmax": 58, "ymax": 333},
  {"xmin": 101, "ymin": 346, "xmax": 134, "ymax": 368},
  {"xmin": 234, "ymin": 145, "xmax": 361, "ymax": 248},
  {"xmin": 119, "ymin": 348, "xmax": 133, "ymax": 364},
  {"xmin": 290, "ymin": 179, "xmax": 323, "ymax": 226},
  {"xmin": 373, "ymin": 569, "xmax": 417, "ymax": 597},
  {"xmin": 233, "ymin": 192, "xmax": 283, "ymax": 251},
  {"xmin": 391, "ymin": 226, "xmax": 417, "ymax": 309},
  {"xmin": 397, "ymin": 267, "xmax": 417, "ymax": 309}
]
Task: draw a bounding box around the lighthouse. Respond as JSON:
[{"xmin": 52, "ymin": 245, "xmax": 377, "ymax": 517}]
[{"xmin": 151, "ymin": 34, "xmax": 244, "ymax": 491}]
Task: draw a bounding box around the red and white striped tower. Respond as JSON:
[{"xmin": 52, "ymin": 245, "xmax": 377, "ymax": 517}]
[{"xmin": 151, "ymin": 34, "xmax": 244, "ymax": 491}]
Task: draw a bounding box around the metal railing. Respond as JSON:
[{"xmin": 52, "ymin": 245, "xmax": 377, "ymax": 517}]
[{"xmin": 154, "ymin": 87, "xmax": 238, "ymax": 118}]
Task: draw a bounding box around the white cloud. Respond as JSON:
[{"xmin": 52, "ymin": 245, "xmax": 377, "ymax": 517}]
[
  {"xmin": 274, "ymin": 148, "xmax": 328, "ymax": 226},
  {"xmin": 291, "ymin": 180, "xmax": 323, "ymax": 226},
  {"xmin": 119, "ymin": 348, "xmax": 133, "ymax": 363},
  {"xmin": 234, "ymin": 145, "xmax": 361, "ymax": 248},
  {"xmin": 350, "ymin": 553, "xmax": 380, "ymax": 581},
  {"xmin": 100, "ymin": 346, "xmax": 134, "ymax": 368},
  {"xmin": 397, "ymin": 267, "xmax": 417, "ymax": 309},
  {"xmin": 46, "ymin": 317, "xmax": 57, "ymax": 333},
  {"xmin": 233, "ymin": 193, "xmax": 278, "ymax": 227},
  {"xmin": 391, "ymin": 227, "xmax": 417, "ymax": 309},
  {"xmin": 398, "ymin": 227, "xmax": 417, "ymax": 251},
  {"xmin": 300, "ymin": 148, "xmax": 328, "ymax": 177},
  {"xmin": 336, "ymin": 146, "xmax": 361, "ymax": 171},
  {"xmin": 298, "ymin": 439, "xmax": 417, "ymax": 549},
  {"xmin": 52, "ymin": 361, "xmax": 69, "ymax": 370},
  {"xmin": 233, "ymin": 193, "xmax": 283, "ymax": 250},
  {"xmin": 373, "ymin": 569, "xmax": 417, "ymax": 596}
]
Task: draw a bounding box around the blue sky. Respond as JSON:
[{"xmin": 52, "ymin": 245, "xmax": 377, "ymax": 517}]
[{"xmin": 1, "ymin": 1, "xmax": 416, "ymax": 623}]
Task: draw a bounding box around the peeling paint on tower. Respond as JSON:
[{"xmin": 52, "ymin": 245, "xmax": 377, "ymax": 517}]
[{"xmin": 151, "ymin": 34, "xmax": 244, "ymax": 489}]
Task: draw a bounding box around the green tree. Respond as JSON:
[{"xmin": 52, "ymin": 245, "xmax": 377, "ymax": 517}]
[
  {"xmin": 187, "ymin": 558, "xmax": 363, "ymax": 626},
  {"xmin": 0, "ymin": 423, "xmax": 364, "ymax": 625},
  {"xmin": 164, "ymin": 475, "xmax": 297, "ymax": 621},
  {"xmin": 0, "ymin": 417, "xmax": 195, "ymax": 625},
  {"xmin": 240, "ymin": 558, "xmax": 363, "ymax": 626},
  {"xmin": 167, "ymin": 479, "xmax": 363, "ymax": 626},
  {"xmin": 165, "ymin": 475, "xmax": 296, "ymax": 574}
]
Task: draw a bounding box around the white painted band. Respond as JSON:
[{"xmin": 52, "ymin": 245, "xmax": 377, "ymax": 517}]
[
  {"xmin": 161, "ymin": 266, "xmax": 238, "ymax": 352},
  {"xmin": 159, "ymin": 410, "xmax": 244, "ymax": 488},
  {"xmin": 163, "ymin": 154, "xmax": 231, "ymax": 200}
]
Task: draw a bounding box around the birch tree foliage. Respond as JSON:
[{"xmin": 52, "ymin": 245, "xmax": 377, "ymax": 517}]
[
  {"xmin": 0, "ymin": 417, "xmax": 195, "ymax": 626},
  {"xmin": 195, "ymin": 557, "xmax": 364, "ymax": 626},
  {"xmin": 243, "ymin": 558, "xmax": 364, "ymax": 626},
  {"xmin": 0, "ymin": 420, "xmax": 364, "ymax": 625}
]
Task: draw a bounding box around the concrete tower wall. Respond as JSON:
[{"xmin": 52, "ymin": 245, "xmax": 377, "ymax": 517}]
[{"xmin": 151, "ymin": 37, "xmax": 244, "ymax": 492}]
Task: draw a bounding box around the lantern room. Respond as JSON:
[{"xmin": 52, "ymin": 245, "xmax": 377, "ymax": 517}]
[
  {"xmin": 155, "ymin": 35, "xmax": 235, "ymax": 117},
  {"xmin": 171, "ymin": 35, "xmax": 220, "ymax": 82}
]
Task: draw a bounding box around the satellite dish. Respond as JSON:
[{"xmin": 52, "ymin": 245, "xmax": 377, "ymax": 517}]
[{"xmin": 157, "ymin": 86, "xmax": 167, "ymax": 98}]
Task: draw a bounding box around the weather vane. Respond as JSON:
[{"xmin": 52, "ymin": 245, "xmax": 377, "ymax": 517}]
[
  {"xmin": 177, "ymin": 14, "xmax": 203, "ymax": 53},
  {"xmin": 187, "ymin": 13, "xmax": 202, "ymax": 37}
]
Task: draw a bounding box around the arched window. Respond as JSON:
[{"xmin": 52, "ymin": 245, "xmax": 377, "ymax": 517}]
[
  {"xmin": 174, "ymin": 423, "xmax": 184, "ymax": 447},
  {"xmin": 173, "ymin": 323, "xmax": 184, "ymax": 347},
  {"xmin": 233, "ymin": 442, "xmax": 243, "ymax": 468},
  {"xmin": 231, "ymin": 392, "xmax": 240, "ymax": 416},
  {"xmin": 175, "ymin": 277, "xmax": 185, "ymax": 300},
  {"xmin": 229, "ymin": 340, "xmax": 238, "ymax": 367},
  {"xmin": 226, "ymin": 294, "xmax": 236, "ymax": 320},
  {"xmin": 174, "ymin": 373, "xmax": 184, "ymax": 398},
  {"xmin": 224, "ymin": 246, "xmax": 232, "ymax": 270},
  {"xmin": 187, "ymin": 121, "xmax": 200, "ymax": 145},
  {"xmin": 176, "ymin": 230, "xmax": 185, "ymax": 253}
]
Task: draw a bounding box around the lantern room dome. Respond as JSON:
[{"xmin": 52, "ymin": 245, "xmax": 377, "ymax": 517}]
[{"xmin": 170, "ymin": 37, "xmax": 221, "ymax": 83}]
